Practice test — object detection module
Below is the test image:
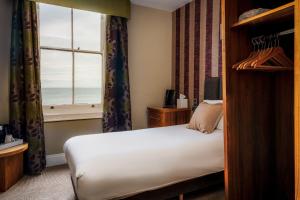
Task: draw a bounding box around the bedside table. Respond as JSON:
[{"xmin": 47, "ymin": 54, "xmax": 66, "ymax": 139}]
[
  {"xmin": 147, "ymin": 107, "xmax": 191, "ymax": 128},
  {"xmin": 0, "ymin": 143, "xmax": 28, "ymax": 192}
]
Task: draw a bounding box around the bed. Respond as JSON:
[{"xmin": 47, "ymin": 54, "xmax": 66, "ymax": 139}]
[{"xmin": 64, "ymin": 124, "xmax": 224, "ymax": 200}]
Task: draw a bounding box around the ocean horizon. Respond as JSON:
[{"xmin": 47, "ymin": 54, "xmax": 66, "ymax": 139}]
[{"xmin": 42, "ymin": 88, "xmax": 101, "ymax": 105}]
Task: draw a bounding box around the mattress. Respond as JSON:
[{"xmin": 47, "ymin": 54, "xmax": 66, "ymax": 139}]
[{"xmin": 64, "ymin": 125, "xmax": 224, "ymax": 200}]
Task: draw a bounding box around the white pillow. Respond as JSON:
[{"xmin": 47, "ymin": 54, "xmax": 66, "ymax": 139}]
[
  {"xmin": 204, "ymin": 100, "xmax": 223, "ymax": 104},
  {"xmin": 217, "ymin": 116, "xmax": 224, "ymax": 130}
]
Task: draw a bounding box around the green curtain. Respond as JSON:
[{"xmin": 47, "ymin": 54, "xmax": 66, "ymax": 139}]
[
  {"xmin": 30, "ymin": 0, "xmax": 131, "ymax": 18},
  {"xmin": 10, "ymin": 0, "xmax": 46, "ymax": 175},
  {"xmin": 103, "ymin": 16, "xmax": 132, "ymax": 132}
]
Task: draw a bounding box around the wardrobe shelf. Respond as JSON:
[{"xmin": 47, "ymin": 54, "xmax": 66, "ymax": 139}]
[
  {"xmin": 231, "ymin": 2, "xmax": 295, "ymax": 29},
  {"xmin": 233, "ymin": 66, "xmax": 293, "ymax": 72}
]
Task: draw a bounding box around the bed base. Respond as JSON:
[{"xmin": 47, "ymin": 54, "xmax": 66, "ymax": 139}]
[
  {"xmin": 71, "ymin": 171, "xmax": 224, "ymax": 200},
  {"xmin": 124, "ymin": 171, "xmax": 224, "ymax": 200}
]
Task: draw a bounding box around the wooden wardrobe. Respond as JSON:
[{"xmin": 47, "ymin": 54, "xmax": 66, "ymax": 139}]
[{"xmin": 222, "ymin": 0, "xmax": 300, "ymax": 199}]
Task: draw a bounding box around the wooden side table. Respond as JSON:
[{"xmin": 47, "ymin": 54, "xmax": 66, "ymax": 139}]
[
  {"xmin": 147, "ymin": 107, "xmax": 191, "ymax": 128},
  {"xmin": 0, "ymin": 143, "xmax": 28, "ymax": 192}
]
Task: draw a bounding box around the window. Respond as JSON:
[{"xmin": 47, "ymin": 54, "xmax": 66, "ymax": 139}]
[{"xmin": 38, "ymin": 3, "xmax": 105, "ymax": 121}]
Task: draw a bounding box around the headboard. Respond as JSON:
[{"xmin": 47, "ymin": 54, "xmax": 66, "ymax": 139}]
[{"xmin": 204, "ymin": 77, "xmax": 222, "ymax": 100}]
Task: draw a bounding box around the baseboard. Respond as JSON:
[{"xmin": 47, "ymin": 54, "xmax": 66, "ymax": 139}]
[{"xmin": 46, "ymin": 153, "xmax": 66, "ymax": 167}]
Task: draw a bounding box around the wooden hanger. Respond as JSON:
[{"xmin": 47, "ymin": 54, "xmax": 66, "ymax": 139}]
[
  {"xmin": 253, "ymin": 47, "xmax": 293, "ymax": 68},
  {"xmin": 252, "ymin": 35, "xmax": 293, "ymax": 68},
  {"xmin": 233, "ymin": 38, "xmax": 258, "ymax": 69},
  {"xmin": 232, "ymin": 33, "xmax": 293, "ymax": 70},
  {"xmin": 235, "ymin": 37, "xmax": 261, "ymax": 69},
  {"xmin": 250, "ymin": 35, "xmax": 275, "ymax": 68},
  {"xmin": 239, "ymin": 36, "xmax": 266, "ymax": 69}
]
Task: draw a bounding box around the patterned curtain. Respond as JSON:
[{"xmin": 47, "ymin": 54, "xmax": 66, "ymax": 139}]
[
  {"xmin": 103, "ymin": 16, "xmax": 132, "ymax": 132},
  {"xmin": 10, "ymin": 0, "xmax": 46, "ymax": 175}
]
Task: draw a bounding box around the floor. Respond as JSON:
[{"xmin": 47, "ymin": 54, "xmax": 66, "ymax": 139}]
[{"xmin": 0, "ymin": 165, "xmax": 224, "ymax": 200}]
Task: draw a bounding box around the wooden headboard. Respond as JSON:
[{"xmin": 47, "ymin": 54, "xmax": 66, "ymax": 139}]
[{"xmin": 204, "ymin": 77, "xmax": 222, "ymax": 100}]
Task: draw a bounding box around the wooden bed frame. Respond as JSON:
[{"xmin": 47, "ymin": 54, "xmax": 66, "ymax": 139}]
[{"xmin": 71, "ymin": 171, "xmax": 224, "ymax": 200}]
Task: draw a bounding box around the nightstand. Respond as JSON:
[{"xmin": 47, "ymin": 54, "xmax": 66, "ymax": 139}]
[
  {"xmin": 0, "ymin": 143, "xmax": 28, "ymax": 192},
  {"xmin": 147, "ymin": 107, "xmax": 191, "ymax": 128}
]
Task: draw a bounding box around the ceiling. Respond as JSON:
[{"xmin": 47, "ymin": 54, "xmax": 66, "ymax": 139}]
[{"xmin": 131, "ymin": 0, "xmax": 192, "ymax": 12}]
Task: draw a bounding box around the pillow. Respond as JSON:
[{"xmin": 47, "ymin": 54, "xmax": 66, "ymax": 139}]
[
  {"xmin": 204, "ymin": 100, "xmax": 223, "ymax": 104},
  {"xmin": 217, "ymin": 116, "xmax": 224, "ymax": 130},
  {"xmin": 187, "ymin": 102, "xmax": 223, "ymax": 133},
  {"xmin": 204, "ymin": 100, "xmax": 224, "ymax": 129}
]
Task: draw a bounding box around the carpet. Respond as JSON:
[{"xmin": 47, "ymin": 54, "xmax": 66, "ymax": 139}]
[{"xmin": 0, "ymin": 165, "xmax": 75, "ymax": 200}]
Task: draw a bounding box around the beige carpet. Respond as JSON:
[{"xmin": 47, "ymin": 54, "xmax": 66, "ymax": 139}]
[
  {"xmin": 0, "ymin": 165, "xmax": 224, "ymax": 200},
  {"xmin": 0, "ymin": 165, "xmax": 75, "ymax": 200}
]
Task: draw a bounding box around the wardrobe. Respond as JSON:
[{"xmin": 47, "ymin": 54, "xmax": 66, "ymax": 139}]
[{"xmin": 222, "ymin": 0, "xmax": 300, "ymax": 199}]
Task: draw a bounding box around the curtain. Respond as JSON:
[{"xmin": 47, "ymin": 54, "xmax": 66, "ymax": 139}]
[
  {"xmin": 103, "ymin": 16, "xmax": 132, "ymax": 132},
  {"xmin": 10, "ymin": 0, "xmax": 46, "ymax": 175}
]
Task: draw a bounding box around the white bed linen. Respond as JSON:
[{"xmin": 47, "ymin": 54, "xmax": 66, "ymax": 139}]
[{"xmin": 64, "ymin": 125, "xmax": 224, "ymax": 200}]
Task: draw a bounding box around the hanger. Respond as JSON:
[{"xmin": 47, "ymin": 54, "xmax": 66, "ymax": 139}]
[
  {"xmin": 236, "ymin": 37, "xmax": 261, "ymax": 70},
  {"xmin": 238, "ymin": 36, "xmax": 265, "ymax": 70},
  {"xmin": 252, "ymin": 34, "xmax": 293, "ymax": 69},
  {"xmin": 251, "ymin": 35, "xmax": 275, "ymax": 68},
  {"xmin": 232, "ymin": 32, "xmax": 293, "ymax": 70},
  {"xmin": 232, "ymin": 38, "xmax": 257, "ymax": 69}
]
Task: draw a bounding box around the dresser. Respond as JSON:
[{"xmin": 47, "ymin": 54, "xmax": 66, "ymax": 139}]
[{"xmin": 147, "ymin": 107, "xmax": 191, "ymax": 128}]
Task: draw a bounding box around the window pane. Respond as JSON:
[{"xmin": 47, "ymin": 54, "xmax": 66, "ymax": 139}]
[
  {"xmin": 74, "ymin": 53, "xmax": 102, "ymax": 104},
  {"xmin": 73, "ymin": 9, "xmax": 101, "ymax": 51},
  {"xmin": 39, "ymin": 3, "xmax": 71, "ymax": 48},
  {"xmin": 41, "ymin": 50, "xmax": 73, "ymax": 105}
]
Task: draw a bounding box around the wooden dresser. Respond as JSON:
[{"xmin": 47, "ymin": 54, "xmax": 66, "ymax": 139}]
[{"xmin": 147, "ymin": 107, "xmax": 191, "ymax": 128}]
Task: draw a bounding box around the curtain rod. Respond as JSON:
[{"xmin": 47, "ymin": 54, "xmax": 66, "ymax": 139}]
[
  {"xmin": 278, "ymin": 28, "xmax": 294, "ymax": 36},
  {"xmin": 254, "ymin": 29, "xmax": 294, "ymax": 40}
]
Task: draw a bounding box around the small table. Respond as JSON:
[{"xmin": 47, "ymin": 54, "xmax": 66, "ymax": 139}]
[
  {"xmin": 0, "ymin": 143, "xmax": 28, "ymax": 192},
  {"xmin": 147, "ymin": 107, "xmax": 191, "ymax": 128}
]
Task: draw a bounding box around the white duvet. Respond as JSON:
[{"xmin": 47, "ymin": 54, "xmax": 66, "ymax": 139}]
[{"xmin": 64, "ymin": 125, "xmax": 224, "ymax": 200}]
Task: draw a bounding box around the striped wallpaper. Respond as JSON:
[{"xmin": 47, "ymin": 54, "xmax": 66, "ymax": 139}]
[{"xmin": 172, "ymin": 0, "xmax": 222, "ymax": 106}]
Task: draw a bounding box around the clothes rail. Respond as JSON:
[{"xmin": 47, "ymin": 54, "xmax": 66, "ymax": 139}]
[{"xmin": 278, "ymin": 28, "xmax": 294, "ymax": 36}]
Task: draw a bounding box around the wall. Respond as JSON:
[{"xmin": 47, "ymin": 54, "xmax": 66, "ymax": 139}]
[
  {"xmin": 0, "ymin": 0, "xmax": 12, "ymax": 124},
  {"xmin": 45, "ymin": 119, "xmax": 102, "ymax": 154},
  {"xmin": 172, "ymin": 0, "xmax": 222, "ymax": 106},
  {"xmin": 128, "ymin": 4, "xmax": 172, "ymax": 129}
]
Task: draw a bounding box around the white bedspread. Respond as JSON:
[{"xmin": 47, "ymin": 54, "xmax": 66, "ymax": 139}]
[{"xmin": 64, "ymin": 125, "xmax": 224, "ymax": 200}]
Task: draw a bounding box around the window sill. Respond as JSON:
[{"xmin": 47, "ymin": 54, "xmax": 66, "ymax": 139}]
[
  {"xmin": 43, "ymin": 104, "xmax": 103, "ymax": 123},
  {"xmin": 44, "ymin": 112, "xmax": 103, "ymax": 123}
]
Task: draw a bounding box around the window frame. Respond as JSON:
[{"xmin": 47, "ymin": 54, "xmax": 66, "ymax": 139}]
[{"xmin": 38, "ymin": 4, "xmax": 106, "ymax": 122}]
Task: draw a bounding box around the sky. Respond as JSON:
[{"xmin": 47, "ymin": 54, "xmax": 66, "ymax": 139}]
[{"xmin": 39, "ymin": 3, "xmax": 103, "ymax": 89}]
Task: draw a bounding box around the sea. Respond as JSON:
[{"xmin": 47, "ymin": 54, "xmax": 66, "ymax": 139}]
[{"xmin": 41, "ymin": 88, "xmax": 101, "ymax": 105}]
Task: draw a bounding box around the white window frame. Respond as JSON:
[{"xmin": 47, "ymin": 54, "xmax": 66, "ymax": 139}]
[{"xmin": 38, "ymin": 4, "xmax": 106, "ymax": 122}]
